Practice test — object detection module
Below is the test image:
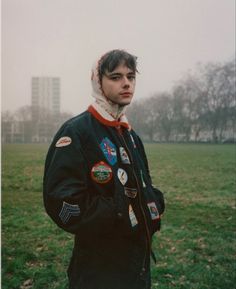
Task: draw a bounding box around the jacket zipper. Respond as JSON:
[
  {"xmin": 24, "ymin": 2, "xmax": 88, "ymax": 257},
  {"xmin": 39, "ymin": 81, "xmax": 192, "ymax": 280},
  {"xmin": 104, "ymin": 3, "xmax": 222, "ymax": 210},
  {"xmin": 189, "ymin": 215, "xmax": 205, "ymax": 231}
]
[{"xmin": 118, "ymin": 130, "xmax": 151, "ymax": 275}]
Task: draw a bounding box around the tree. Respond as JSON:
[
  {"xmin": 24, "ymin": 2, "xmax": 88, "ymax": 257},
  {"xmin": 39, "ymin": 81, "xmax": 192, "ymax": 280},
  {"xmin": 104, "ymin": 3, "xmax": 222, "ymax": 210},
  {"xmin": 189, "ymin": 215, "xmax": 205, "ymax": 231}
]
[
  {"xmin": 198, "ymin": 59, "xmax": 236, "ymax": 142},
  {"xmin": 1, "ymin": 111, "xmax": 15, "ymax": 142},
  {"xmin": 1, "ymin": 106, "xmax": 74, "ymax": 143}
]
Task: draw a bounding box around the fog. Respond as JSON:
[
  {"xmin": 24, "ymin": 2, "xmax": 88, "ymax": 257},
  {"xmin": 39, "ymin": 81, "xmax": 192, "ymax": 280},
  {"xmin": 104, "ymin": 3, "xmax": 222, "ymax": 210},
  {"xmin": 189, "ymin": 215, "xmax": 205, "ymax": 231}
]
[{"xmin": 2, "ymin": 0, "xmax": 235, "ymax": 115}]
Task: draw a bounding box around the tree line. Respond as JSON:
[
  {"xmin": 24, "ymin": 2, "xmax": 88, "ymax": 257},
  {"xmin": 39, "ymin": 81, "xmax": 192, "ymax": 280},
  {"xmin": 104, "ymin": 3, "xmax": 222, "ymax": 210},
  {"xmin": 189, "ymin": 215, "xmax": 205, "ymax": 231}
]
[
  {"xmin": 1, "ymin": 107, "xmax": 73, "ymax": 143},
  {"xmin": 2, "ymin": 58, "xmax": 235, "ymax": 143},
  {"xmin": 127, "ymin": 58, "xmax": 235, "ymax": 143}
]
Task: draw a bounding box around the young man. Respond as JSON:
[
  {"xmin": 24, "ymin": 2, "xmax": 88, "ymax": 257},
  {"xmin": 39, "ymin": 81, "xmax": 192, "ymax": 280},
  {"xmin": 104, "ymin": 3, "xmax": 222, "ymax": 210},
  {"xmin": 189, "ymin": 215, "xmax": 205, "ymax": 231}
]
[{"xmin": 43, "ymin": 49, "xmax": 165, "ymax": 289}]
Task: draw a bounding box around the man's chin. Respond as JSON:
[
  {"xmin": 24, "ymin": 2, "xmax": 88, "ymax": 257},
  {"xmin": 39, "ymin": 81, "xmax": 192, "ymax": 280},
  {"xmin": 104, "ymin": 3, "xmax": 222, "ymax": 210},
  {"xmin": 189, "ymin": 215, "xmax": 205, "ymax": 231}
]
[
  {"xmin": 119, "ymin": 99, "xmax": 132, "ymax": 106},
  {"xmin": 109, "ymin": 97, "xmax": 133, "ymax": 107}
]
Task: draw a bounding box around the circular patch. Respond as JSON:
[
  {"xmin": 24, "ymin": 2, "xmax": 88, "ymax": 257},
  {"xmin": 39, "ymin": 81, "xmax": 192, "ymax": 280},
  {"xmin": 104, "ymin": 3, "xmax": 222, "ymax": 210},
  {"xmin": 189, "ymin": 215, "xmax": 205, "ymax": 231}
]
[{"xmin": 91, "ymin": 161, "xmax": 113, "ymax": 184}]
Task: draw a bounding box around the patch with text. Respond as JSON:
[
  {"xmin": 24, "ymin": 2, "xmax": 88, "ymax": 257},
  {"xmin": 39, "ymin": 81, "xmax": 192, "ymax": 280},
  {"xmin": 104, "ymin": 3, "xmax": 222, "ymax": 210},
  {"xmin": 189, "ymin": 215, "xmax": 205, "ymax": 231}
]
[
  {"xmin": 56, "ymin": 136, "xmax": 72, "ymax": 147},
  {"xmin": 91, "ymin": 161, "xmax": 113, "ymax": 184}
]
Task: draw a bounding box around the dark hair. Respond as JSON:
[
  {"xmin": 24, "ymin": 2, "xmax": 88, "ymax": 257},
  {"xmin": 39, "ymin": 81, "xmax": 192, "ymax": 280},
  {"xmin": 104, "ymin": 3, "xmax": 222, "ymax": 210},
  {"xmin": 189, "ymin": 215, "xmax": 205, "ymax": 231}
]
[{"xmin": 98, "ymin": 50, "xmax": 138, "ymax": 81}]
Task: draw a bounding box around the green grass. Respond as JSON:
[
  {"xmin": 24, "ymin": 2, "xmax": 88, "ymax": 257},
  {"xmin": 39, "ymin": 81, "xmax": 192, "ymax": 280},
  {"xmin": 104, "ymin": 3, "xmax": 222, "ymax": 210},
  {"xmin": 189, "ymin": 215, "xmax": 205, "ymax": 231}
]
[{"xmin": 2, "ymin": 143, "xmax": 236, "ymax": 289}]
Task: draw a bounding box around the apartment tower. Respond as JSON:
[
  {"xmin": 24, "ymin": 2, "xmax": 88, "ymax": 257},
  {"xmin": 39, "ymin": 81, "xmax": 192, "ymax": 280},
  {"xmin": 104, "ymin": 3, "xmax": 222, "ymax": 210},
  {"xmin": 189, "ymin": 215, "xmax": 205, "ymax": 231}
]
[{"xmin": 31, "ymin": 77, "xmax": 60, "ymax": 120}]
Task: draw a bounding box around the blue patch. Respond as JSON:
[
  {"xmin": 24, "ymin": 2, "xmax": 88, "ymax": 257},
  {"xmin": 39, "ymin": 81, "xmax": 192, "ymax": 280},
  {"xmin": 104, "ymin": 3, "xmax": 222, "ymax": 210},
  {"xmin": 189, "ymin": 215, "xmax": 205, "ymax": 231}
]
[{"xmin": 100, "ymin": 137, "xmax": 117, "ymax": 165}]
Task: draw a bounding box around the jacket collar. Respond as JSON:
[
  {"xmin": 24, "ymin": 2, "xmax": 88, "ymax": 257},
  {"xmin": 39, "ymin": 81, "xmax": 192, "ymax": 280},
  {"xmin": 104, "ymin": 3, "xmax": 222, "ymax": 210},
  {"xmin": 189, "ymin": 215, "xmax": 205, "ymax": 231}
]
[{"xmin": 88, "ymin": 104, "xmax": 131, "ymax": 130}]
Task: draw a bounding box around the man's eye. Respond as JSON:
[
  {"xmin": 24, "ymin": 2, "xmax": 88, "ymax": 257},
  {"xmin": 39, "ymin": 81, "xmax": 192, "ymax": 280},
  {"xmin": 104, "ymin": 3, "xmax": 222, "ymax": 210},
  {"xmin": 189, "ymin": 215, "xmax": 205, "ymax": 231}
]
[
  {"xmin": 128, "ymin": 75, "xmax": 136, "ymax": 80},
  {"xmin": 108, "ymin": 74, "xmax": 135, "ymax": 81},
  {"xmin": 110, "ymin": 76, "xmax": 121, "ymax": 80}
]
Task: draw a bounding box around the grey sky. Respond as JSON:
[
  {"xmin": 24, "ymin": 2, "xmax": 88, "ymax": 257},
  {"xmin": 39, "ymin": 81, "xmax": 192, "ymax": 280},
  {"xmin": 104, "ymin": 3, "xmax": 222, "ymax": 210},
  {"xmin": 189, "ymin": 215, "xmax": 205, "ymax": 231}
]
[{"xmin": 2, "ymin": 0, "xmax": 235, "ymax": 115}]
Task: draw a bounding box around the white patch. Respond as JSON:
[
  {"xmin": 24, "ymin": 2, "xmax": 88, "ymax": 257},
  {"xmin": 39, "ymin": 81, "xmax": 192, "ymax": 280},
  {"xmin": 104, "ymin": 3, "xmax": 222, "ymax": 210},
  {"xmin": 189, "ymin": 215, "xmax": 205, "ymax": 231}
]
[
  {"xmin": 119, "ymin": 147, "xmax": 131, "ymax": 164},
  {"xmin": 140, "ymin": 170, "xmax": 146, "ymax": 188},
  {"xmin": 56, "ymin": 136, "xmax": 72, "ymax": 147},
  {"xmin": 129, "ymin": 204, "xmax": 138, "ymax": 227},
  {"xmin": 130, "ymin": 134, "xmax": 136, "ymax": 148},
  {"xmin": 117, "ymin": 168, "xmax": 128, "ymax": 185}
]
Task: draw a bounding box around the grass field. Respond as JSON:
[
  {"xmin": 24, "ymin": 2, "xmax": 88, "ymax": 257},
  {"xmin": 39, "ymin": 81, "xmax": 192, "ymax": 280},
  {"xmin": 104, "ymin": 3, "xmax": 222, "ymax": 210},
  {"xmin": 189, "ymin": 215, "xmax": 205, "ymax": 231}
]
[{"xmin": 2, "ymin": 143, "xmax": 236, "ymax": 289}]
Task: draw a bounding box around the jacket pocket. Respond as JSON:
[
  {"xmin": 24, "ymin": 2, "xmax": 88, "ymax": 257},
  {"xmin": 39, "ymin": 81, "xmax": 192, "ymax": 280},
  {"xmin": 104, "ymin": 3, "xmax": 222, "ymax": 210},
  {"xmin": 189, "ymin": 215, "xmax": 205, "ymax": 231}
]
[
  {"xmin": 144, "ymin": 186, "xmax": 165, "ymax": 234},
  {"xmin": 152, "ymin": 186, "xmax": 165, "ymax": 215}
]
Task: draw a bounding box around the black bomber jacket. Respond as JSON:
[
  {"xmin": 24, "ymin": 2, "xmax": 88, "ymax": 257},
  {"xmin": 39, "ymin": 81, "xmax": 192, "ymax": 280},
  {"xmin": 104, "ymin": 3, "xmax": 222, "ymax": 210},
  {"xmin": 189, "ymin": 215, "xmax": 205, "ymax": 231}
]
[
  {"xmin": 43, "ymin": 106, "xmax": 165, "ymax": 238},
  {"xmin": 43, "ymin": 106, "xmax": 165, "ymax": 289}
]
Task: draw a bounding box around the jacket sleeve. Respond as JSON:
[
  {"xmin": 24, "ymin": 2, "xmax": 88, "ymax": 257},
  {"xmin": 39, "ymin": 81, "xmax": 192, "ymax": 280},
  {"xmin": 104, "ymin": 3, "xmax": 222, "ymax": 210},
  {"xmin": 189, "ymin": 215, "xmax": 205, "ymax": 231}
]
[
  {"xmin": 135, "ymin": 134, "xmax": 165, "ymax": 215},
  {"xmin": 43, "ymin": 123, "xmax": 116, "ymax": 236}
]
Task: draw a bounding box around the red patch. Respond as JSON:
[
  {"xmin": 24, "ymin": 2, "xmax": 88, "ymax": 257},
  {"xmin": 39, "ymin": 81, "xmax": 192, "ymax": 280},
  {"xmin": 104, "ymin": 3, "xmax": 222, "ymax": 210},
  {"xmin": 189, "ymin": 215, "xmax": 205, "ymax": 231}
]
[{"xmin": 91, "ymin": 161, "xmax": 113, "ymax": 184}]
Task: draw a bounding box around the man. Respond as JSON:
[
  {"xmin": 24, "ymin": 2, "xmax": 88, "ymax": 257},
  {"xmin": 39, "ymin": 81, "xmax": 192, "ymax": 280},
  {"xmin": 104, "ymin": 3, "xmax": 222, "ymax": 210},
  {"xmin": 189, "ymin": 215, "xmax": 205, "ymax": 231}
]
[{"xmin": 43, "ymin": 49, "xmax": 165, "ymax": 289}]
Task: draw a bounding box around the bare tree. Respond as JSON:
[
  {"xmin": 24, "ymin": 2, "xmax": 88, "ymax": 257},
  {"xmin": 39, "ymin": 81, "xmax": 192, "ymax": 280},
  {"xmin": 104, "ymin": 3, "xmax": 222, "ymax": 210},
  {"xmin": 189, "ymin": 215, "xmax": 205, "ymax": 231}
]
[{"xmin": 197, "ymin": 59, "xmax": 236, "ymax": 142}]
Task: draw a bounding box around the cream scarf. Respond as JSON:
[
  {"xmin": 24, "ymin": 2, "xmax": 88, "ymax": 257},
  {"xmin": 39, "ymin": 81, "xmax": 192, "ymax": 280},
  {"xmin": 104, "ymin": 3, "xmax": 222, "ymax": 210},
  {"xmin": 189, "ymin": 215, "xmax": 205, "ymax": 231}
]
[{"xmin": 90, "ymin": 57, "xmax": 129, "ymax": 124}]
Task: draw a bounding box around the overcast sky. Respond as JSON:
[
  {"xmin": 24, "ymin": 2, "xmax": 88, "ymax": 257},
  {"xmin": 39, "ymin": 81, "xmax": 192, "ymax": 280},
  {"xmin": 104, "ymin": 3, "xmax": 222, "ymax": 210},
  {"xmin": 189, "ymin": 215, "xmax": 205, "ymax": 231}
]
[{"xmin": 2, "ymin": 0, "xmax": 235, "ymax": 115}]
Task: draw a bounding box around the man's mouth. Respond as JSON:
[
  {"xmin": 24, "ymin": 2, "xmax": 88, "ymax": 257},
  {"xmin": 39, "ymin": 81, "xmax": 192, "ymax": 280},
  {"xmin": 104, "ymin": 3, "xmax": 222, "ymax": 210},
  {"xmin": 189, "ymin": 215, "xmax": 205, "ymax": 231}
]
[{"xmin": 120, "ymin": 92, "xmax": 132, "ymax": 97}]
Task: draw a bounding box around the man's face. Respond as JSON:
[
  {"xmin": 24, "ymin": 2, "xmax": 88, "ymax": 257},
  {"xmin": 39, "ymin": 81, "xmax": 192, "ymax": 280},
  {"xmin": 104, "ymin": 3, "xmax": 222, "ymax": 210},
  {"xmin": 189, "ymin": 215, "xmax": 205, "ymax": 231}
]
[{"xmin": 101, "ymin": 63, "xmax": 136, "ymax": 106}]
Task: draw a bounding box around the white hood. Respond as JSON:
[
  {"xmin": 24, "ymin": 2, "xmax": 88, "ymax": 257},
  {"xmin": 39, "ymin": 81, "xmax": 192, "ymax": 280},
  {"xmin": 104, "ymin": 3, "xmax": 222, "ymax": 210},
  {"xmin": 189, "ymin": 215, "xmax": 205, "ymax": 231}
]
[{"xmin": 90, "ymin": 55, "xmax": 128, "ymax": 121}]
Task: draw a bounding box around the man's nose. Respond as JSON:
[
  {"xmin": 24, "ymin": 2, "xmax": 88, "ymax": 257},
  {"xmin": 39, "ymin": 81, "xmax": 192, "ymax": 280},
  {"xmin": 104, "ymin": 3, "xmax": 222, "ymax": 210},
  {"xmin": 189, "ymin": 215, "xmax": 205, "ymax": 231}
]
[{"xmin": 122, "ymin": 77, "xmax": 130, "ymax": 88}]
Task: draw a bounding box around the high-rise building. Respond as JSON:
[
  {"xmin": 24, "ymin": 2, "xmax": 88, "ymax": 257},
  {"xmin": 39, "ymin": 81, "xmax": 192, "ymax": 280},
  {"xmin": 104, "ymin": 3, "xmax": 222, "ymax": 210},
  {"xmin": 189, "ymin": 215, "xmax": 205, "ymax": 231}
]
[{"xmin": 31, "ymin": 77, "xmax": 60, "ymax": 120}]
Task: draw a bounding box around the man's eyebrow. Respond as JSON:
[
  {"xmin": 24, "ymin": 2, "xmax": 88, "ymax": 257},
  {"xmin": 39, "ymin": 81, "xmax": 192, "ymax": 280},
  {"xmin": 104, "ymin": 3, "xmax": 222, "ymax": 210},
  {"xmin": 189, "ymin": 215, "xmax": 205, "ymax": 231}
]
[
  {"xmin": 107, "ymin": 72, "xmax": 122, "ymax": 76},
  {"xmin": 107, "ymin": 71, "xmax": 135, "ymax": 76}
]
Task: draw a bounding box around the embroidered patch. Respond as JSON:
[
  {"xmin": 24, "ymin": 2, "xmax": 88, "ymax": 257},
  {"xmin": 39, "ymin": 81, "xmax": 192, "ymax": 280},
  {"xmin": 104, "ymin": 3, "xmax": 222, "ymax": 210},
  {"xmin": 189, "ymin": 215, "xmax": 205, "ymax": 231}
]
[
  {"xmin": 59, "ymin": 201, "xmax": 80, "ymax": 224},
  {"xmin": 129, "ymin": 204, "xmax": 138, "ymax": 227},
  {"xmin": 124, "ymin": 187, "xmax": 137, "ymax": 198},
  {"xmin": 140, "ymin": 170, "xmax": 146, "ymax": 188},
  {"xmin": 100, "ymin": 137, "xmax": 117, "ymax": 165},
  {"xmin": 147, "ymin": 202, "xmax": 160, "ymax": 220},
  {"xmin": 117, "ymin": 168, "xmax": 128, "ymax": 185},
  {"xmin": 119, "ymin": 147, "xmax": 131, "ymax": 164},
  {"xmin": 130, "ymin": 134, "xmax": 136, "ymax": 148},
  {"xmin": 91, "ymin": 161, "xmax": 112, "ymax": 184},
  {"xmin": 56, "ymin": 136, "xmax": 72, "ymax": 147}
]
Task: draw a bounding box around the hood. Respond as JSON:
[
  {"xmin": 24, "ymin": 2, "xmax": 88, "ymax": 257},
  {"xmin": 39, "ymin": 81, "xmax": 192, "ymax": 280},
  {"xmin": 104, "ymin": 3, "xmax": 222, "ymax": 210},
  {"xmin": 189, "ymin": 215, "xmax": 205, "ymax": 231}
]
[{"xmin": 90, "ymin": 54, "xmax": 128, "ymax": 121}]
